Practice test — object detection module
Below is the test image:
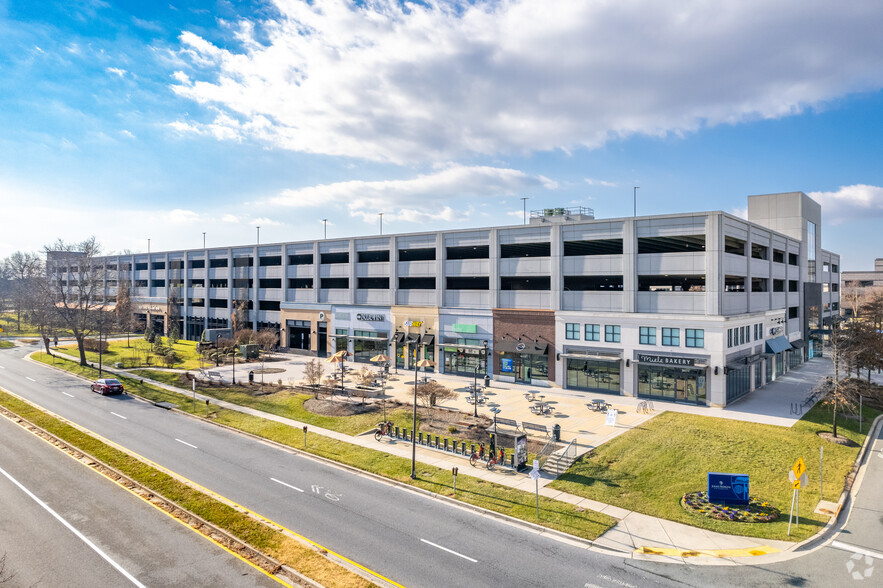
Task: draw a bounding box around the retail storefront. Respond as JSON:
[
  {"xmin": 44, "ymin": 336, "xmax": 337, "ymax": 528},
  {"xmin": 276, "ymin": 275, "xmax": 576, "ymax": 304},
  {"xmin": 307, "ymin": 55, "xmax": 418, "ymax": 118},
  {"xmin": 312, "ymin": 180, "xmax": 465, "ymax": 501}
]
[
  {"xmin": 331, "ymin": 306, "xmax": 392, "ymax": 364},
  {"xmin": 561, "ymin": 350, "xmax": 622, "ymax": 394},
  {"xmin": 725, "ymin": 353, "xmax": 765, "ymax": 404},
  {"xmin": 492, "ymin": 309, "xmax": 555, "ymax": 385},
  {"xmin": 391, "ymin": 306, "xmax": 439, "ymax": 372},
  {"xmin": 635, "ymin": 353, "xmax": 708, "ymax": 404},
  {"xmin": 280, "ymin": 304, "xmax": 331, "ymax": 357},
  {"xmin": 765, "ymin": 335, "xmax": 792, "ymax": 378},
  {"xmin": 134, "ymin": 301, "xmax": 168, "ymax": 336},
  {"xmin": 439, "ymin": 312, "xmax": 492, "ymax": 377}
]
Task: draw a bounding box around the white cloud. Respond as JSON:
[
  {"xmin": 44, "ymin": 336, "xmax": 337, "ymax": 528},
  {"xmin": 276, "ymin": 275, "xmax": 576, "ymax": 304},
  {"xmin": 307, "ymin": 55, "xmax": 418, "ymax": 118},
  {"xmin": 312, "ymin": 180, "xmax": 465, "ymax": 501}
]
[
  {"xmin": 250, "ymin": 217, "xmax": 281, "ymax": 226},
  {"xmin": 808, "ymin": 184, "xmax": 883, "ymax": 225},
  {"xmin": 163, "ymin": 209, "xmax": 201, "ymax": 224},
  {"xmin": 120, "ymin": 129, "xmax": 136, "ymax": 139},
  {"xmin": 585, "ymin": 178, "xmax": 617, "ymax": 188},
  {"xmin": 106, "ymin": 67, "xmax": 127, "ymax": 78},
  {"xmin": 271, "ymin": 165, "xmax": 553, "ymax": 223},
  {"xmin": 220, "ymin": 214, "xmax": 239, "ymax": 223},
  {"xmin": 169, "ymin": 0, "xmax": 883, "ymax": 163}
]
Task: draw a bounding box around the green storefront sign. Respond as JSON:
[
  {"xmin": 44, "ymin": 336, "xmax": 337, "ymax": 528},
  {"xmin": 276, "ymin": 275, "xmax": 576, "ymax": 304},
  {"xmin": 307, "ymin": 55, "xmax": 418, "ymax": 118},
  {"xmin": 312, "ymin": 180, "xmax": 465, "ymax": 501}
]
[{"xmin": 452, "ymin": 323, "xmax": 478, "ymax": 334}]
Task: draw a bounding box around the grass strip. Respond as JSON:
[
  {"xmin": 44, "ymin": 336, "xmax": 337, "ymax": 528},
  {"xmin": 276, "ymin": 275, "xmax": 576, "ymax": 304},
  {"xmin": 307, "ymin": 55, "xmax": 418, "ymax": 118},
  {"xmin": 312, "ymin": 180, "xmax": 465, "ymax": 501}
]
[
  {"xmin": 56, "ymin": 338, "xmax": 204, "ymax": 370},
  {"xmin": 551, "ymin": 407, "xmax": 880, "ymax": 542},
  {"xmin": 35, "ymin": 353, "xmax": 616, "ymax": 540},
  {"xmin": 0, "ymin": 341, "xmax": 14, "ymax": 349},
  {"xmin": 0, "ymin": 388, "xmax": 375, "ymax": 588}
]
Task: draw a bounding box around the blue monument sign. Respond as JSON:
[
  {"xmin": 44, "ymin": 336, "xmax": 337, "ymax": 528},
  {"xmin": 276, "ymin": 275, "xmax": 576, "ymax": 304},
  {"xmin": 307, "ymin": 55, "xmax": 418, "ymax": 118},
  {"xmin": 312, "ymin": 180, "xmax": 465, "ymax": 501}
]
[
  {"xmin": 707, "ymin": 472, "xmax": 750, "ymax": 505},
  {"xmin": 501, "ymin": 358, "xmax": 514, "ymax": 372}
]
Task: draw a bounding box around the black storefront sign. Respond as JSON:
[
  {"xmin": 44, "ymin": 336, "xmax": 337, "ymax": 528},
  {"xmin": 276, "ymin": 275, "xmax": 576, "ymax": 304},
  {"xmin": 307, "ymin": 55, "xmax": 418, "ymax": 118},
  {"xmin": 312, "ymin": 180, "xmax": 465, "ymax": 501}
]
[{"xmin": 637, "ymin": 354, "xmax": 695, "ymax": 367}]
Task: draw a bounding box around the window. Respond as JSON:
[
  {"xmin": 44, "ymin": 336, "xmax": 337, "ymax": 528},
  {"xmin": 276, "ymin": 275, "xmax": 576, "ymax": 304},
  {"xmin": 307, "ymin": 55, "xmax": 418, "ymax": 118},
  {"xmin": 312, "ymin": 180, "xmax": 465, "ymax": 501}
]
[
  {"xmin": 563, "ymin": 239, "xmax": 623, "ymax": 256},
  {"xmin": 832, "ymin": 302, "xmax": 840, "ymax": 311},
  {"xmin": 773, "ymin": 249, "xmax": 785, "ymax": 263},
  {"xmin": 288, "ymin": 254, "xmax": 314, "ymax": 265},
  {"xmin": 151, "ymin": 261, "xmax": 166, "ymax": 270},
  {"xmin": 638, "ymin": 275, "xmax": 705, "ymax": 292},
  {"xmin": 320, "ymin": 252, "xmax": 349, "ymax": 264},
  {"xmin": 233, "ymin": 257, "xmax": 253, "ymax": 267},
  {"xmin": 831, "ymin": 283, "xmax": 839, "ymax": 292},
  {"xmin": 753, "ymin": 323, "xmax": 760, "ymax": 340},
  {"xmin": 135, "ymin": 262, "xmax": 148, "ymax": 271},
  {"xmin": 563, "ymin": 275, "xmax": 624, "ymax": 290},
  {"xmin": 321, "ymin": 277, "xmax": 349, "ymax": 289},
  {"xmin": 209, "ymin": 298, "xmax": 228, "ymax": 308},
  {"xmin": 727, "ymin": 328, "xmax": 733, "ymax": 348},
  {"xmin": 751, "ymin": 277, "xmax": 769, "ymax": 292},
  {"xmin": 639, "ymin": 327, "xmax": 656, "ymax": 345},
  {"xmin": 446, "ymin": 276, "xmax": 489, "ymax": 289},
  {"xmin": 189, "ymin": 279, "xmax": 205, "ymax": 287},
  {"xmin": 685, "ymin": 329, "xmax": 704, "ymax": 348},
  {"xmin": 190, "ymin": 298, "xmax": 204, "ymax": 307},
  {"xmin": 259, "ymin": 279, "xmax": 282, "ymax": 288},
  {"xmin": 398, "ymin": 248, "xmax": 436, "ymax": 261},
  {"xmin": 259, "ymin": 300, "xmax": 281, "ymax": 311},
  {"xmin": 741, "ymin": 326, "xmax": 747, "ymax": 345},
  {"xmin": 773, "ymin": 279, "xmax": 785, "ymax": 292},
  {"xmin": 565, "ymin": 323, "xmax": 580, "ymax": 340},
  {"xmin": 832, "ymin": 264, "xmax": 839, "ymax": 273},
  {"xmin": 134, "ymin": 280, "xmax": 147, "ymax": 287},
  {"xmin": 233, "ymin": 299, "xmax": 253, "ymax": 310},
  {"xmin": 823, "ymin": 283, "xmax": 829, "ymax": 293},
  {"xmin": 500, "ymin": 276, "xmax": 551, "ymax": 290},
  {"xmin": 637, "ymin": 235, "xmax": 705, "ymax": 254},
  {"xmin": 288, "ymin": 278, "xmax": 313, "ymax": 289},
  {"xmin": 151, "ymin": 279, "xmax": 165, "ymax": 287},
  {"xmin": 232, "ymin": 279, "xmax": 252, "ymax": 289},
  {"xmin": 585, "ymin": 324, "xmax": 600, "ymax": 341},
  {"xmin": 169, "ymin": 260, "xmax": 184, "ymax": 270},
  {"xmin": 398, "ymin": 277, "xmax": 436, "ymax": 289},
  {"xmin": 259, "ymin": 256, "xmax": 282, "ymax": 266},
  {"xmin": 822, "ymin": 261, "xmax": 830, "ymax": 272},
  {"xmin": 789, "ymin": 279, "xmax": 799, "ymax": 292},
  {"xmin": 788, "ymin": 306, "xmax": 799, "ymax": 319},
  {"xmin": 605, "ymin": 325, "xmax": 621, "ymax": 343},
  {"xmin": 209, "ymin": 258, "xmax": 228, "ymax": 268},
  {"xmin": 500, "ymin": 242, "xmax": 551, "ymax": 258},
  {"xmin": 209, "ymin": 279, "xmax": 228, "ymax": 288},
  {"xmin": 662, "ymin": 328, "xmax": 679, "ymax": 346},
  {"xmin": 751, "ymin": 243, "xmax": 768, "ymax": 260},
  {"xmin": 446, "ymin": 245, "xmax": 489, "ymax": 260},
  {"xmin": 190, "ymin": 259, "xmax": 205, "ymax": 269},
  {"xmin": 788, "ymin": 253, "xmax": 799, "ymax": 266},
  {"xmin": 725, "ymin": 275, "xmax": 746, "ymax": 292},
  {"xmin": 357, "ymin": 250, "xmax": 390, "ymax": 263},
  {"xmin": 357, "ymin": 277, "xmax": 389, "ymax": 289},
  {"xmin": 725, "ymin": 236, "xmax": 746, "ymax": 255}
]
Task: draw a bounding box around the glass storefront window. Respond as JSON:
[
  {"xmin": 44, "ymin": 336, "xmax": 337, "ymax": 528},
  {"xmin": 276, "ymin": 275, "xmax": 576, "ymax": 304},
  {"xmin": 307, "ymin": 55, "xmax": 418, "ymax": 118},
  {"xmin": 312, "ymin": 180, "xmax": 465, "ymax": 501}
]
[
  {"xmin": 726, "ymin": 366, "xmax": 750, "ymax": 403},
  {"xmin": 754, "ymin": 362, "xmax": 763, "ymax": 388},
  {"xmin": 353, "ymin": 331, "xmax": 388, "ymax": 363},
  {"xmin": 637, "ymin": 365, "xmax": 706, "ymax": 404},
  {"xmin": 566, "ymin": 359, "xmax": 621, "ymax": 394},
  {"xmin": 775, "ymin": 353, "xmax": 784, "ymax": 376},
  {"xmin": 335, "ymin": 328, "xmax": 348, "ymax": 356}
]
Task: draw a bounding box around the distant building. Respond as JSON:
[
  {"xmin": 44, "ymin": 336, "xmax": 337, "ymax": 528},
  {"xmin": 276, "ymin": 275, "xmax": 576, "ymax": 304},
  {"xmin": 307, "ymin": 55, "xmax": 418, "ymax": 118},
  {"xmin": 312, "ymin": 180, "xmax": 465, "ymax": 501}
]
[
  {"xmin": 48, "ymin": 192, "xmax": 840, "ymax": 408},
  {"xmin": 841, "ymin": 258, "xmax": 883, "ymax": 316}
]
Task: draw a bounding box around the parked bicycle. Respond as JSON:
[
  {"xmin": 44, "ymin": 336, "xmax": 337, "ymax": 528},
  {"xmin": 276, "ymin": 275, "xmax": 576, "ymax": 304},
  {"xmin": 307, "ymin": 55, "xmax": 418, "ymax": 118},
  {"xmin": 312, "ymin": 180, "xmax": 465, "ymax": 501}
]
[
  {"xmin": 374, "ymin": 421, "xmax": 394, "ymax": 441},
  {"xmin": 486, "ymin": 447, "xmax": 505, "ymax": 471},
  {"xmin": 468, "ymin": 443, "xmax": 486, "ymax": 467}
]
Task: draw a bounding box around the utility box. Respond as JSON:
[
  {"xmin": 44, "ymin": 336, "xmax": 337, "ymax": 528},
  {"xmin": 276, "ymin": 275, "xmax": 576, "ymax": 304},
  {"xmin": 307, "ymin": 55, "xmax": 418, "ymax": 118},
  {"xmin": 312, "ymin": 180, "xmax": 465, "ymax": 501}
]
[{"xmin": 239, "ymin": 344, "xmax": 259, "ymax": 359}]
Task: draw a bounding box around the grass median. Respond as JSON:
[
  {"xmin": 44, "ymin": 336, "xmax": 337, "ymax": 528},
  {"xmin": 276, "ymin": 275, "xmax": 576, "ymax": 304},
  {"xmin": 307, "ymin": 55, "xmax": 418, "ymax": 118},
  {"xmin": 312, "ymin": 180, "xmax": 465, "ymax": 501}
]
[
  {"xmin": 56, "ymin": 338, "xmax": 203, "ymax": 370},
  {"xmin": 34, "ymin": 353, "xmax": 616, "ymax": 541},
  {"xmin": 551, "ymin": 407, "xmax": 879, "ymax": 542}
]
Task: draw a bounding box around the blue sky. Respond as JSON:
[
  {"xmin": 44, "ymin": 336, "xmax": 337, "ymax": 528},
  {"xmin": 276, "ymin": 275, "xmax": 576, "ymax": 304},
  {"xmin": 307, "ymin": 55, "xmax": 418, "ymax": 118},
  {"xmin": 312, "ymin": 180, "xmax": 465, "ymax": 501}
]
[{"xmin": 1, "ymin": 0, "xmax": 882, "ymax": 269}]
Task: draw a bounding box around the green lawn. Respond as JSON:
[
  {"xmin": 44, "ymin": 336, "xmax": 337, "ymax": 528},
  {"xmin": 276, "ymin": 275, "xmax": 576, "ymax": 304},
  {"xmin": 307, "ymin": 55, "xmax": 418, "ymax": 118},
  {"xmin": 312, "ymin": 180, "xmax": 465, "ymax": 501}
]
[
  {"xmin": 0, "ymin": 340, "xmax": 14, "ymax": 349},
  {"xmin": 0, "ymin": 312, "xmax": 73, "ymax": 337},
  {"xmin": 34, "ymin": 353, "xmax": 617, "ymax": 541},
  {"xmin": 56, "ymin": 337, "xmax": 206, "ymax": 370},
  {"xmin": 550, "ymin": 407, "xmax": 879, "ymax": 542}
]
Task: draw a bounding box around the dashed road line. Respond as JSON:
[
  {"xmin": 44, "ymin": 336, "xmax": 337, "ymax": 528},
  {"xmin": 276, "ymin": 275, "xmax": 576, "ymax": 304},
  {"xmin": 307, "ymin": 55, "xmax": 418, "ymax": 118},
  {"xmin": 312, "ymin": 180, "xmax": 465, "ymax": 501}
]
[
  {"xmin": 25, "ymin": 376, "xmax": 36, "ymax": 382},
  {"xmin": 420, "ymin": 538, "xmax": 478, "ymax": 562},
  {"xmin": 271, "ymin": 477, "xmax": 304, "ymax": 493},
  {"xmin": 62, "ymin": 392, "xmax": 75, "ymax": 398},
  {"xmin": 175, "ymin": 438, "xmax": 198, "ymax": 449},
  {"xmin": 111, "ymin": 412, "xmax": 127, "ymax": 420}
]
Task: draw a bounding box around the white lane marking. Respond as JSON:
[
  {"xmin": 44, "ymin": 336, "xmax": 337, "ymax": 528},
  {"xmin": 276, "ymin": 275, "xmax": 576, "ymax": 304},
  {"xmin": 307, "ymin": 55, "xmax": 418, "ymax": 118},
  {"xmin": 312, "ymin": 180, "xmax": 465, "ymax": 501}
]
[
  {"xmin": 0, "ymin": 365, "xmax": 5, "ymax": 368},
  {"xmin": 0, "ymin": 463, "xmax": 147, "ymax": 588},
  {"xmin": 110, "ymin": 412, "xmax": 127, "ymax": 420},
  {"xmin": 25, "ymin": 376, "xmax": 36, "ymax": 382},
  {"xmin": 175, "ymin": 438, "xmax": 198, "ymax": 449},
  {"xmin": 62, "ymin": 392, "xmax": 75, "ymax": 398},
  {"xmin": 832, "ymin": 540, "xmax": 883, "ymax": 560},
  {"xmin": 271, "ymin": 477, "xmax": 304, "ymax": 493},
  {"xmin": 420, "ymin": 538, "xmax": 478, "ymax": 563}
]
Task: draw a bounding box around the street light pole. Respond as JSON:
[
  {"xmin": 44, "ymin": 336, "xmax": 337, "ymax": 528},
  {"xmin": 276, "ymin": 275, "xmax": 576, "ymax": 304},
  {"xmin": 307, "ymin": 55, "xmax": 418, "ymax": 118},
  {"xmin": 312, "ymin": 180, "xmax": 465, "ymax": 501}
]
[
  {"xmin": 473, "ymin": 365, "xmax": 479, "ymax": 418},
  {"xmin": 379, "ymin": 212, "xmax": 383, "ymax": 235},
  {"xmin": 256, "ymin": 226, "xmax": 260, "ymax": 245},
  {"xmin": 322, "ymin": 219, "xmax": 328, "ymax": 240},
  {"xmin": 520, "ymin": 197, "xmax": 529, "ymax": 224},
  {"xmin": 203, "ymin": 232, "xmax": 206, "ymax": 249},
  {"xmin": 633, "ymin": 186, "xmax": 639, "ymax": 217},
  {"xmin": 411, "ymin": 347, "xmax": 419, "ymax": 479}
]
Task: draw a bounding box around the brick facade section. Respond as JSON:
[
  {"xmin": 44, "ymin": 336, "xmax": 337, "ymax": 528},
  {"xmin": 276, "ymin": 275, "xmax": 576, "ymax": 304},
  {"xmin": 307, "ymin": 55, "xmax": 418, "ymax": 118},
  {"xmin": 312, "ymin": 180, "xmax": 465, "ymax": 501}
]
[{"xmin": 492, "ymin": 309, "xmax": 556, "ymax": 382}]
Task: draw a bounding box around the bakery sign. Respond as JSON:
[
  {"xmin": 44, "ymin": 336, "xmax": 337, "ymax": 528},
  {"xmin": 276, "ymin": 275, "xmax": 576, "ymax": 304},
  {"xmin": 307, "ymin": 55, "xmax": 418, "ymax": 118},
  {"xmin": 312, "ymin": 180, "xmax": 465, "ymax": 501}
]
[{"xmin": 637, "ymin": 354, "xmax": 695, "ymax": 367}]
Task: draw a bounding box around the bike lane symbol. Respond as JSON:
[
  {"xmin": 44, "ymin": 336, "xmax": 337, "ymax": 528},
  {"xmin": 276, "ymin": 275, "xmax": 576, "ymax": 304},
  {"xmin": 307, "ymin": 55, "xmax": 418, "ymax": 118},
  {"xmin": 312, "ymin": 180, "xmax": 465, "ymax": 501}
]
[{"xmin": 311, "ymin": 484, "xmax": 341, "ymax": 502}]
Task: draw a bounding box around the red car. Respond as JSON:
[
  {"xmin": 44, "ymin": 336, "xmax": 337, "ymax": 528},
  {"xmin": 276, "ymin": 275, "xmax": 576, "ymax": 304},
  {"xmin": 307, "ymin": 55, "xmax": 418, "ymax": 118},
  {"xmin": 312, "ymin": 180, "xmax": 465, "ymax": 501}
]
[{"xmin": 91, "ymin": 378, "xmax": 124, "ymax": 395}]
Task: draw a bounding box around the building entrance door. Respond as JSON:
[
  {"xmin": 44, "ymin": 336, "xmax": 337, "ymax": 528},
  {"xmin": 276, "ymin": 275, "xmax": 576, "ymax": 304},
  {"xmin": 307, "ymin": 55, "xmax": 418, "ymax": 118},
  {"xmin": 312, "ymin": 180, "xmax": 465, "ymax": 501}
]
[
  {"xmin": 515, "ymin": 355, "xmax": 531, "ymax": 384},
  {"xmin": 286, "ymin": 320, "xmax": 310, "ymax": 351},
  {"xmin": 317, "ymin": 322, "xmax": 327, "ymax": 358}
]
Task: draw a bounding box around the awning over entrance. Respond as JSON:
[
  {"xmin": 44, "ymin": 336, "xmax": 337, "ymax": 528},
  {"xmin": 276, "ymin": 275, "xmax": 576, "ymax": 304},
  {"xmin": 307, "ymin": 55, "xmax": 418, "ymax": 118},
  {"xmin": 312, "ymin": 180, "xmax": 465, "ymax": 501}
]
[
  {"xmin": 790, "ymin": 339, "xmax": 806, "ymax": 349},
  {"xmin": 494, "ymin": 339, "xmax": 548, "ymax": 355},
  {"xmin": 765, "ymin": 335, "xmax": 792, "ymax": 354},
  {"xmin": 560, "ymin": 352, "xmax": 621, "ymax": 361},
  {"xmin": 393, "ymin": 331, "xmax": 405, "ymax": 344},
  {"xmin": 419, "ymin": 334, "xmax": 434, "ymax": 346}
]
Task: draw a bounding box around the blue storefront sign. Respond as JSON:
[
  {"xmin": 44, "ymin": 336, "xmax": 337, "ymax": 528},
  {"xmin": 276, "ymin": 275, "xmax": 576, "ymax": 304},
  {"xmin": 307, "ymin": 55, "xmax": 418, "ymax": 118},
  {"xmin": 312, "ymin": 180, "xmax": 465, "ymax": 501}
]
[
  {"xmin": 501, "ymin": 358, "xmax": 514, "ymax": 372},
  {"xmin": 707, "ymin": 472, "xmax": 749, "ymax": 504}
]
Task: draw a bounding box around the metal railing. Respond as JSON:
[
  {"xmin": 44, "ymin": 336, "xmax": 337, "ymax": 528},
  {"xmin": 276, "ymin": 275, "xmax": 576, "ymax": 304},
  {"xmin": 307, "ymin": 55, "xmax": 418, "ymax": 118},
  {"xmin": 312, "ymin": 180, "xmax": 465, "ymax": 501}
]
[{"xmin": 530, "ymin": 206, "xmax": 594, "ymax": 219}]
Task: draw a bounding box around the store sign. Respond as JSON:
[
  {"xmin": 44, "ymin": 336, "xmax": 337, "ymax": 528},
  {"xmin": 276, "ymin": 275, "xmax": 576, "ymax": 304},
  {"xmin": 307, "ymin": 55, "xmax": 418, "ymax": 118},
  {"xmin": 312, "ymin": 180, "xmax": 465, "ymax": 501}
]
[
  {"xmin": 516, "ymin": 342, "xmax": 526, "ymax": 351},
  {"xmin": 356, "ymin": 313, "xmax": 385, "ymax": 322},
  {"xmin": 404, "ymin": 320, "xmax": 423, "ymax": 327},
  {"xmin": 769, "ymin": 326, "xmax": 783, "ymax": 336},
  {"xmin": 707, "ymin": 472, "xmax": 749, "ymax": 505},
  {"xmin": 637, "ymin": 354, "xmax": 695, "ymax": 366},
  {"xmin": 452, "ymin": 323, "xmax": 478, "ymax": 334},
  {"xmin": 501, "ymin": 358, "xmax": 514, "ymax": 372}
]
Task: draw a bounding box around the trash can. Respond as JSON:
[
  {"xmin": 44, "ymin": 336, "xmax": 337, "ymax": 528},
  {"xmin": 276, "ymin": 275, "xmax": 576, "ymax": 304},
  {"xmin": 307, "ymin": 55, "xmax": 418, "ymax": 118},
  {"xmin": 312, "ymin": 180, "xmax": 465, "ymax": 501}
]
[
  {"xmin": 484, "ymin": 375, "xmax": 490, "ymax": 388},
  {"xmin": 552, "ymin": 424, "xmax": 561, "ymax": 442},
  {"xmin": 248, "ymin": 371, "xmax": 254, "ymax": 384}
]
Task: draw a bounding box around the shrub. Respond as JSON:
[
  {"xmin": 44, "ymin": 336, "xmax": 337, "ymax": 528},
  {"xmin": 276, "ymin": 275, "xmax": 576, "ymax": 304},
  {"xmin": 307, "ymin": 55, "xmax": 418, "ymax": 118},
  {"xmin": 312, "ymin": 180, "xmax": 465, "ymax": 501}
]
[{"xmin": 82, "ymin": 338, "xmax": 110, "ymax": 353}]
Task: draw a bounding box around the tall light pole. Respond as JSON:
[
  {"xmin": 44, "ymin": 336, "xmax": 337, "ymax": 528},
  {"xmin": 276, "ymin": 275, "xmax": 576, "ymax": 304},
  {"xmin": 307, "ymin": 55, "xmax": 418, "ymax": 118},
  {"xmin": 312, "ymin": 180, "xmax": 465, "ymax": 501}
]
[
  {"xmin": 203, "ymin": 232, "xmax": 206, "ymax": 249},
  {"xmin": 256, "ymin": 226, "xmax": 260, "ymax": 245},
  {"xmin": 520, "ymin": 197, "xmax": 529, "ymax": 224},
  {"xmin": 147, "ymin": 238, "xmax": 150, "ymax": 255},
  {"xmin": 411, "ymin": 352, "xmax": 434, "ymax": 479},
  {"xmin": 322, "ymin": 219, "xmax": 328, "ymax": 240},
  {"xmin": 379, "ymin": 212, "xmax": 383, "ymax": 235},
  {"xmin": 633, "ymin": 186, "xmax": 639, "ymax": 217}
]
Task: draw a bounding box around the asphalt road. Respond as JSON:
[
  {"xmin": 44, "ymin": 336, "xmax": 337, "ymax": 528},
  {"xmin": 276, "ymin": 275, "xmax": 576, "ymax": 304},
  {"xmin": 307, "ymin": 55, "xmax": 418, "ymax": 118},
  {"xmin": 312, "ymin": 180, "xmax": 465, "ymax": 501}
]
[
  {"xmin": 0, "ymin": 401, "xmax": 280, "ymax": 588},
  {"xmin": 2, "ymin": 343, "xmax": 881, "ymax": 587}
]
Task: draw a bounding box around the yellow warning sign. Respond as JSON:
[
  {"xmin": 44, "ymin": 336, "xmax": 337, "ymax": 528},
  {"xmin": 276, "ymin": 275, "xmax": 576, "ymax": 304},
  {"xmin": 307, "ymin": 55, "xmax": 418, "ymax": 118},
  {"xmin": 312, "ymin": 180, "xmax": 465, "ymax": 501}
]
[{"xmin": 792, "ymin": 457, "xmax": 806, "ymax": 479}]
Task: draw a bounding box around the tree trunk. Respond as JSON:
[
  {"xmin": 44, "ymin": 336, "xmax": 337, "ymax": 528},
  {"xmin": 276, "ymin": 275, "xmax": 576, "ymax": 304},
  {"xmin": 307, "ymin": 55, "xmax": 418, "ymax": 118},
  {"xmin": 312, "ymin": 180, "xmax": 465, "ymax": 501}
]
[
  {"xmin": 832, "ymin": 397, "xmax": 838, "ymax": 439},
  {"xmin": 76, "ymin": 334, "xmax": 87, "ymax": 366},
  {"xmin": 42, "ymin": 336, "xmax": 51, "ymax": 354}
]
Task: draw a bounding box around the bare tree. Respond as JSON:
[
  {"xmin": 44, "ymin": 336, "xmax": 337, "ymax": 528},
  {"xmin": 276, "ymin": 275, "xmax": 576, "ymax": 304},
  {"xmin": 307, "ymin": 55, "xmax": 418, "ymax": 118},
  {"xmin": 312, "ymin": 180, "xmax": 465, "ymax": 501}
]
[
  {"xmin": 114, "ymin": 278, "xmax": 137, "ymax": 347},
  {"xmin": 44, "ymin": 237, "xmax": 107, "ymax": 366},
  {"xmin": 302, "ymin": 359, "xmax": 325, "ymax": 396},
  {"xmin": 3, "ymin": 250, "xmax": 43, "ymax": 331},
  {"xmin": 25, "ymin": 275, "xmax": 58, "ymax": 353},
  {"xmin": 167, "ymin": 283, "xmax": 181, "ymax": 344},
  {"xmin": 231, "ymin": 298, "xmax": 249, "ymax": 333},
  {"xmin": 415, "ymin": 381, "xmax": 456, "ymax": 425},
  {"xmin": 807, "ymin": 319, "xmax": 861, "ymax": 438}
]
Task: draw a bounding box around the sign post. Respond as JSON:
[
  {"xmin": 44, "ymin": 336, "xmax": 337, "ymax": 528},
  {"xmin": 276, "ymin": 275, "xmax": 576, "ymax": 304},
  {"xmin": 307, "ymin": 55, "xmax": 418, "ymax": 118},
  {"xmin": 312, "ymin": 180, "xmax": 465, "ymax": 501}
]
[
  {"xmin": 452, "ymin": 466, "xmax": 458, "ymax": 495},
  {"xmin": 303, "ymin": 425, "xmax": 308, "ymax": 448},
  {"xmin": 192, "ymin": 377, "xmax": 196, "ymax": 412},
  {"xmin": 530, "ymin": 459, "xmax": 541, "ymax": 519},
  {"xmin": 820, "ymin": 446, "xmax": 824, "ymax": 499},
  {"xmin": 787, "ymin": 457, "xmax": 808, "ymax": 535}
]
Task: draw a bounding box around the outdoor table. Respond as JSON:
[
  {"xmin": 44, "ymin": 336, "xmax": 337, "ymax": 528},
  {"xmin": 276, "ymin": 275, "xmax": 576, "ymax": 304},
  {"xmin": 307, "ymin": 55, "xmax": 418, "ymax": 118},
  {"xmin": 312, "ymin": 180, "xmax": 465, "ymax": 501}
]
[
  {"xmin": 591, "ymin": 399, "xmax": 607, "ymax": 411},
  {"xmin": 534, "ymin": 401, "xmax": 550, "ymax": 414}
]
